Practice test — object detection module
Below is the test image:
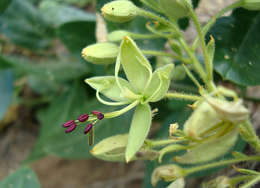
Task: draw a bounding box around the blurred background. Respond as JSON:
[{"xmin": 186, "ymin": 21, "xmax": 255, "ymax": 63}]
[{"xmin": 1, "ymin": 0, "xmax": 260, "ymax": 187}]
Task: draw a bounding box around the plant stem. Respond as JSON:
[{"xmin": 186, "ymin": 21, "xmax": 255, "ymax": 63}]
[
  {"xmin": 104, "ymin": 100, "xmax": 139, "ymax": 119},
  {"xmin": 142, "ymin": 50, "xmax": 190, "ymax": 63},
  {"xmin": 146, "ymin": 139, "xmax": 185, "ymax": 148},
  {"xmin": 182, "ymin": 64, "xmax": 202, "ymax": 89},
  {"xmin": 165, "ymin": 92, "xmax": 201, "ymax": 101},
  {"xmin": 191, "ymin": 0, "xmax": 244, "ymax": 50},
  {"xmin": 185, "ymin": 155, "xmax": 260, "ymax": 176},
  {"xmin": 188, "ymin": 7, "xmax": 213, "ymax": 85},
  {"xmin": 240, "ymin": 175, "xmax": 260, "ymax": 188}
]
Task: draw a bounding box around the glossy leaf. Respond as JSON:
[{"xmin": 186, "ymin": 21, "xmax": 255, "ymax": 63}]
[
  {"xmin": 0, "ymin": 70, "xmax": 13, "ymax": 120},
  {"xmin": 126, "ymin": 103, "xmax": 151, "ymax": 162},
  {"xmin": 39, "ymin": 1, "xmax": 95, "ymax": 27},
  {"xmin": 58, "ymin": 21, "xmax": 96, "ymax": 56},
  {"xmin": 85, "ymin": 76, "xmax": 135, "ymax": 102},
  {"xmin": 208, "ymin": 9, "xmax": 260, "ymax": 86},
  {"xmin": 26, "ymin": 82, "xmax": 132, "ymax": 162},
  {"xmin": 120, "ymin": 36, "xmax": 152, "ymax": 93},
  {"xmin": 175, "ymin": 128, "xmax": 239, "ymax": 164},
  {"xmin": 0, "ymin": 167, "xmax": 40, "ymax": 188},
  {"xmin": 0, "ymin": 0, "xmax": 54, "ymax": 50}
]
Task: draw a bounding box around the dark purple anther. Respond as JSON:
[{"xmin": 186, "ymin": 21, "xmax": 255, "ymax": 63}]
[
  {"xmin": 63, "ymin": 120, "xmax": 75, "ymax": 128},
  {"xmin": 91, "ymin": 111, "xmax": 104, "ymax": 120},
  {"xmin": 97, "ymin": 113, "xmax": 104, "ymax": 120},
  {"xmin": 84, "ymin": 123, "xmax": 93, "ymax": 134},
  {"xmin": 65, "ymin": 123, "xmax": 76, "ymax": 133},
  {"xmin": 77, "ymin": 114, "xmax": 89, "ymax": 122}
]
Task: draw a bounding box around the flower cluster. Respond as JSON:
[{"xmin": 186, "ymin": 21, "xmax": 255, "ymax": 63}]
[{"xmin": 62, "ymin": 111, "xmax": 104, "ymax": 134}]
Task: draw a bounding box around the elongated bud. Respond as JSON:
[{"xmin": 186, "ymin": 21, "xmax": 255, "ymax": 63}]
[
  {"xmin": 108, "ymin": 30, "xmax": 130, "ymax": 42},
  {"xmin": 101, "ymin": 0, "xmax": 138, "ymax": 23},
  {"xmin": 92, "ymin": 111, "xmax": 104, "ymax": 120},
  {"xmin": 91, "ymin": 134, "xmax": 159, "ymax": 162},
  {"xmin": 82, "ymin": 42, "xmax": 119, "ymax": 65},
  {"xmin": 242, "ymin": 0, "xmax": 260, "ymax": 10},
  {"xmin": 159, "ymin": 0, "xmax": 192, "ymax": 20},
  {"xmin": 151, "ymin": 165, "xmax": 185, "ymax": 186}
]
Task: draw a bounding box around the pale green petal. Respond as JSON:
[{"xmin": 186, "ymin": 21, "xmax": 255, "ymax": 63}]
[
  {"xmin": 144, "ymin": 64, "xmax": 174, "ymax": 102},
  {"xmin": 125, "ymin": 103, "xmax": 152, "ymax": 162},
  {"xmin": 85, "ymin": 76, "xmax": 134, "ymax": 102},
  {"xmin": 120, "ymin": 36, "xmax": 152, "ymax": 93}
]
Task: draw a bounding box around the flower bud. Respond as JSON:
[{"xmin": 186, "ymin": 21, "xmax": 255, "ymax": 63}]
[
  {"xmin": 91, "ymin": 134, "xmax": 159, "ymax": 162},
  {"xmin": 84, "ymin": 123, "xmax": 93, "ymax": 134},
  {"xmin": 81, "ymin": 42, "xmax": 119, "ymax": 65},
  {"xmin": 242, "ymin": 0, "xmax": 260, "ymax": 10},
  {"xmin": 77, "ymin": 114, "xmax": 89, "ymax": 122},
  {"xmin": 159, "ymin": 0, "xmax": 192, "ymax": 20},
  {"xmin": 101, "ymin": 0, "xmax": 138, "ymax": 23},
  {"xmin": 206, "ymin": 97, "xmax": 249, "ymax": 123},
  {"xmin": 183, "ymin": 101, "xmax": 222, "ymax": 139},
  {"xmin": 108, "ymin": 30, "xmax": 130, "ymax": 42},
  {"xmin": 151, "ymin": 165, "xmax": 185, "ymax": 186},
  {"xmin": 202, "ymin": 176, "xmax": 231, "ymax": 188}
]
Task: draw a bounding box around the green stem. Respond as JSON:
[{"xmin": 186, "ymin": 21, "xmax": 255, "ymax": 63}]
[
  {"xmin": 240, "ymin": 120, "xmax": 260, "ymax": 153},
  {"xmin": 142, "ymin": 50, "xmax": 190, "ymax": 63},
  {"xmin": 146, "ymin": 139, "xmax": 185, "ymax": 148},
  {"xmin": 188, "ymin": 7, "xmax": 213, "ymax": 85},
  {"xmin": 165, "ymin": 92, "xmax": 201, "ymax": 101},
  {"xmin": 178, "ymin": 38, "xmax": 208, "ymax": 84},
  {"xmin": 182, "ymin": 64, "xmax": 202, "ymax": 89},
  {"xmin": 191, "ymin": 0, "xmax": 244, "ymax": 51},
  {"xmin": 229, "ymin": 175, "xmax": 255, "ymax": 187},
  {"xmin": 130, "ymin": 33, "xmax": 161, "ymax": 40},
  {"xmin": 185, "ymin": 155, "xmax": 260, "ymax": 176},
  {"xmin": 104, "ymin": 100, "xmax": 139, "ymax": 119},
  {"xmin": 240, "ymin": 175, "xmax": 260, "ymax": 188}
]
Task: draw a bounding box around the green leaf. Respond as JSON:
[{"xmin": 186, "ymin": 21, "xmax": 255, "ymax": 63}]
[
  {"xmin": 0, "ymin": 70, "xmax": 13, "ymax": 120},
  {"xmin": 144, "ymin": 64, "xmax": 173, "ymax": 102},
  {"xmin": 0, "ymin": 167, "xmax": 40, "ymax": 188},
  {"xmin": 208, "ymin": 9, "xmax": 260, "ymax": 86},
  {"xmin": 120, "ymin": 36, "xmax": 152, "ymax": 93},
  {"xmin": 1, "ymin": 56, "xmax": 89, "ymax": 82},
  {"xmin": 25, "ymin": 82, "xmax": 132, "ymax": 162},
  {"xmin": 0, "ymin": 0, "xmax": 12, "ymax": 14},
  {"xmin": 85, "ymin": 76, "xmax": 135, "ymax": 102},
  {"xmin": 0, "ymin": 0, "xmax": 54, "ymax": 50},
  {"xmin": 58, "ymin": 21, "xmax": 96, "ymax": 57},
  {"xmin": 126, "ymin": 103, "xmax": 151, "ymax": 162},
  {"xmin": 39, "ymin": 1, "xmax": 96, "ymax": 27}
]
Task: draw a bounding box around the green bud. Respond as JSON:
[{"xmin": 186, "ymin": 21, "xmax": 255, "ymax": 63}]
[
  {"xmin": 82, "ymin": 42, "xmax": 119, "ymax": 65},
  {"xmin": 242, "ymin": 0, "xmax": 260, "ymax": 10},
  {"xmin": 107, "ymin": 30, "xmax": 130, "ymax": 42},
  {"xmin": 101, "ymin": 0, "xmax": 138, "ymax": 23},
  {"xmin": 159, "ymin": 0, "xmax": 192, "ymax": 19},
  {"xmin": 91, "ymin": 134, "xmax": 159, "ymax": 162},
  {"xmin": 171, "ymin": 65, "xmax": 186, "ymax": 81},
  {"xmin": 91, "ymin": 134, "xmax": 128, "ymax": 162},
  {"xmin": 206, "ymin": 97, "xmax": 249, "ymax": 123},
  {"xmin": 202, "ymin": 176, "xmax": 231, "ymax": 188},
  {"xmin": 167, "ymin": 178, "xmax": 185, "ymax": 188},
  {"xmin": 175, "ymin": 128, "xmax": 239, "ymax": 164},
  {"xmin": 183, "ymin": 101, "xmax": 222, "ymax": 139},
  {"xmin": 151, "ymin": 165, "xmax": 185, "ymax": 186}
]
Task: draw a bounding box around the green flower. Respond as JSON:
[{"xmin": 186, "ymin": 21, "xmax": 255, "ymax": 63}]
[{"xmin": 85, "ymin": 36, "xmax": 173, "ymax": 161}]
